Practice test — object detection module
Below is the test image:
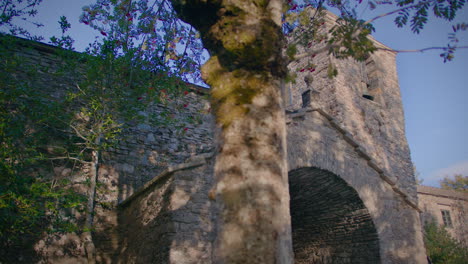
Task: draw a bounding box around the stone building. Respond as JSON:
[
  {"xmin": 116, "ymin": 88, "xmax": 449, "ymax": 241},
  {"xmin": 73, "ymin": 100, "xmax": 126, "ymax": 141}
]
[
  {"xmin": 2, "ymin": 11, "xmax": 429, "ymax": 263},
  {"xmin": 418, "ymin": 185, "xmax": 468, "ymax": 245}
]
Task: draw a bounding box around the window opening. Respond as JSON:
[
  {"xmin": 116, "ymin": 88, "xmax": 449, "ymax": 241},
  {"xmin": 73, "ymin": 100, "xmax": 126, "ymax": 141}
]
[
  {"xmin": 441, "ymin": 210, "xmax": 453, "ymax": 227},
  {"xmin": 302, "ymin": 90, "xmax": 311, "ymax": 108},
  {"xmin": 360, "ymin": 58, "xmax": 380, "ymax": 102}
]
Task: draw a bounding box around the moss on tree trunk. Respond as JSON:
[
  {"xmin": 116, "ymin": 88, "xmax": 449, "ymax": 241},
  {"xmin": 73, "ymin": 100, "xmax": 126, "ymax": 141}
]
[{"xmin": 172, "ymin": 0, "xmax": 293, "ymax": 262}]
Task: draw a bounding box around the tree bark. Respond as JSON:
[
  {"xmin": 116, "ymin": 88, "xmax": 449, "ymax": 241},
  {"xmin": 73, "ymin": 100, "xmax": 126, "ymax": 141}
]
[
  {"xmin": 82, "ymin": 136, "xmax": 101, "ymax": 264},
  {"xmin": 171, "ymin": 0, "xmax": 293, "ymax": 263}
]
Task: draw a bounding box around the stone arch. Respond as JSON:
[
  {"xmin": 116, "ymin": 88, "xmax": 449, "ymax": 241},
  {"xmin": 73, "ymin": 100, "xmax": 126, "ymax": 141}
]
[{"xmin": 289, "ymin": 167, "xmax": 381, "ymax": 264}]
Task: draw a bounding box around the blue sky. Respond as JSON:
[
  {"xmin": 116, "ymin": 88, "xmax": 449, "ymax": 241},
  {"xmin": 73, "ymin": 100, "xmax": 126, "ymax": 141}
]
[
  {"xmin": 365, "ymin": 5, "xmax": 468, "ymax": 186},
  {"xmin": 3, "ymin": 0, "xmax": 467, "ymax": 187}
]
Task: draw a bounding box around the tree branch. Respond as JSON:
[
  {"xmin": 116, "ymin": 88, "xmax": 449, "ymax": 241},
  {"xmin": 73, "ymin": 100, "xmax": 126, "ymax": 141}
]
[
  {"xmin": 363, "ymin": 1, "xmax": 435, "ymax": 25},
  {"xmin": 377, "ymin": 45, "xmax": 468, "ymax": 53},
  {"xmin": 292, "ymin": 43, "xmax": 468, "ymax": 64},
  {"xmin": 293, "ymin": 44, "xmax": 467, "ymax": 70},
  {"xmin": 44, "ymin": 156, "xmax": 92, "ymax": 164},
  {"xmin": 69, "ymin": 123, "xmax": 90, "ymax": 142},
  {"xmin": 1, "ymin": 1, "xmax": 11, "ymax": 18}
]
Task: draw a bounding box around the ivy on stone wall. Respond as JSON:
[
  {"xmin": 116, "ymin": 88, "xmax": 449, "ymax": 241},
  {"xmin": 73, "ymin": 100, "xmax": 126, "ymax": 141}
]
[{"xmin": 0, "ymin": 35, "xmax": 87, "ymax": 261}]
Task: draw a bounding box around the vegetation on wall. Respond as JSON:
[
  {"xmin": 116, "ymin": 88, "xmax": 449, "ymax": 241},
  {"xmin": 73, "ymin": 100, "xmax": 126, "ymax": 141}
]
[
  {"xmin": 0, "ymin": 35, "xmax": 86, "ymax": 260},
  {"xmin": 440, "ymin": 174, "xmax": 468, "ymax": 193},
  {"xmin": 0, "ymin": 1, "xmax": 201, "ymax": 260},
  {"xmin": 424, "ymin": 221, "xmax": 468, "ymax": 264}
]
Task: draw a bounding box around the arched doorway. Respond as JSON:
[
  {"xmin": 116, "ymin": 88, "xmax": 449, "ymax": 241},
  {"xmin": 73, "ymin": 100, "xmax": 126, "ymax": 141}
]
[{"xmin": 289, "ymin": 167, "xmax": 381, "ymax": 263}]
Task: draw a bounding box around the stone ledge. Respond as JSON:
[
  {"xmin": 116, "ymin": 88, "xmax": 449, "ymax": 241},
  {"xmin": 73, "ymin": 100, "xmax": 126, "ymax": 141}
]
[
  {"xmin": 118, "ymin": 152, "xmax": 214, "ymax": 208},
  {"xmin": 404, "ymin": 195, "xmax": 421, "ymax": 212},
  {"xmin": 379, "ymin": 173, "xmax": 397, "ymax": 186},
  {"xmin": 392, "ymin": 185, "xmax": 408, "ymax": 198},
  {"xmin": 286, "ymin": 111, "xmax": 306, "ymax": 120},
  {"xmin": 314, "ymin": 108, "xmax": 334, "ymax": 121},
  {"xmin": 368, "ymin": 160, "xmax": 384, "ymax": 174},
  {"xmin": 329, "ymin": 119, "xmax": 347, "ymax": 134},
  {"xmin": 341, "ymin": 131, "xmax": 359, "ymax": 148},
  {"xmin": 355, "ymin": 146, "xmax": 372, "ymax": 161}
]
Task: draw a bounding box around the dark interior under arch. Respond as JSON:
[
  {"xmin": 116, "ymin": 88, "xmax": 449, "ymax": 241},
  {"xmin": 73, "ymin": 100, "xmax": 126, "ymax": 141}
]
[{"xmin": 289, "ymin": 167, "xmax": 381, "ymax": 264}]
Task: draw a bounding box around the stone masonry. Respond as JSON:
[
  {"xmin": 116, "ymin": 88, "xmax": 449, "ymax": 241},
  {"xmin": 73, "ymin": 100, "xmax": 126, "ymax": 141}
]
[
  {"xmin": 285, "ymin": 10, "xmax": 425, "ymax": 262},
  {"xmin": 2, "ymin": 11, "xmax": 429, "ymax": 263}
]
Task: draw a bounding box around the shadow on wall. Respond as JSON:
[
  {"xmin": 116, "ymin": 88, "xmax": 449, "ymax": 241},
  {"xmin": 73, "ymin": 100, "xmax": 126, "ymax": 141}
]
[
  {"xmin": 117, "ymin": 175, "xmax": 175, "ymax": 263},
  {"xmin": 116, "ymin": 158, "xmax": 217, "ymax": 264}
]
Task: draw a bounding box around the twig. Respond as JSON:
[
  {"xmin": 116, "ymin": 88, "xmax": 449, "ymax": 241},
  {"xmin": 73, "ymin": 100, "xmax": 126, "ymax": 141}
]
[
  {"xmin": 378, "ymin": 45, "xmax": 468, "ymax": 53},
  {"xmin": 69, "ymin": 123, "xmax": 90, "ymax": 142},
  {"xmin": 292, "ymin": 43, "xmax": 468, "ymax": 62},
  {"xmin": 364, "ymin": 1, "xmax": 434, "ymax": 25},
  {"xmin": 75, "ymin": 84, "xmax": 87, "ymax": 95},
  {"xmin": 44, "ymin": 157, "xmax": 92, "ymax": 164}
]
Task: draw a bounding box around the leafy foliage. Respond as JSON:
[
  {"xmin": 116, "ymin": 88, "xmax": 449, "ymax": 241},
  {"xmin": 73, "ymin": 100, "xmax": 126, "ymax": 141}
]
[
  {"xmin": 283, "ymin": 0, "xmax": 467, "ymax": 73},
  {"xmin": 79, "ymin": 0, "xmax": 206, "ymax": 83},
  {"xmin": 49, "ymin": 16, "xmax": 74, "ymax": 50},
  {"xmin": 0, "ymin": 35, "xmax": 86, "ymax": 260},
  {"xmin": 424, "ymin": 221, "xmax": 468, "ymax": 264},
  {"xmin": 0, "ymin": 0, "xmax": 44, "ymax": 40},
  {"xmin": 440, "ymin": 174, "xmax": 468, "ymax": 193},
  {"xmin": 395, "ymin": 0, "xmax": 466, "ymax": 33},
  {"xmin": 329, "ymin": 17, "xmax": 376, "ymax": 60}
]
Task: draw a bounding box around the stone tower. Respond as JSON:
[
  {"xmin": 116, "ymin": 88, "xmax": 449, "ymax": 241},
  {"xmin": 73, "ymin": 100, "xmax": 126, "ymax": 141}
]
[{"xmin": 284, "ymin": 11, "xmax": 426, "ymax": 263}]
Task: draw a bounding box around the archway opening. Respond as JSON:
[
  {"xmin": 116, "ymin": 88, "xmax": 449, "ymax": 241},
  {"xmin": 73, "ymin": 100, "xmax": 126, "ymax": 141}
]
[{"xmin": 289, "ymin": 167, "xmax": 380, "ymax": 263}]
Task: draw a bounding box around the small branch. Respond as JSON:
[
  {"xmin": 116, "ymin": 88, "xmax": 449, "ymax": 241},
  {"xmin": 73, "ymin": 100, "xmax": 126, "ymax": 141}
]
[
  {"xmin": 313, "ymin": 1, "xmax": 325, "ymax": 20},
  {"xmin": 377, "ymin": 45, "xmax": 468, "ymax": 53},
  {"xmin": 177, "ymin": 26, "xmax": 193, "ymax": 71},
  {"xmin": 364, "ymin": 1, "xmax": 434, "ymax": 25},
  {"xmin": 79, "ymin": 147, "xmax": 90, "ymax": 159},
  {"xmin": 1, "ymin": 1, "xmax": 11, "ymax": 18},
  {"xmin": 292, "ymin": 43, "xmax": 468, "ymax": 62},
  {"xmin": 45, "ymin": 156, "xmax": 92, "ymax": 164},
  {"xmin": 69, "ymin": 123, "xmax": 90, "ymax": 142},
  {"xmin": 75, "ymin": 84, "xmax": 87, "ymax": 95}
]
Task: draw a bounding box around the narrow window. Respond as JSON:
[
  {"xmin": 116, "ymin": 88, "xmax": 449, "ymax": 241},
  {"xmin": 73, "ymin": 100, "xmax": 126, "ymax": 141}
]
[
  {"xmin": 360, "ymin": 60, "xmax": 370, "ymax": 100},
  {"xmin": 441, "ymin": 210, "xmax": 453, "ymax": 227},
  {"xmin": 302, "ymin": 90, "xmax": 311, "ymax": 108},
  {"xmin": 360, "ymin": 58, "xmax": 381, "ymax": 103}
]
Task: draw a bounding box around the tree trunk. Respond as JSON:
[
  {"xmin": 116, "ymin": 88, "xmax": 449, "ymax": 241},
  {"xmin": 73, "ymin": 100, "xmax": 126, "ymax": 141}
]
[
  {"xmin": 82, "ymin": 136, "xmax": 101, "ymax": 264},
  {"xmin": 171, "ymin": 0, "xmax": 293, "ymax": 263}
]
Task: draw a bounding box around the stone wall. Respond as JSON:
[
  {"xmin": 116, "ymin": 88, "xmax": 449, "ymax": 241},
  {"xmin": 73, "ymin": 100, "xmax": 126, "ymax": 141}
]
[
  {"xmin": 418, "ymin": 185, "xmax": 468, "ymax": 245},
  {"xmin": 102, "ymin": 90, "xmax": 214, "ymax": 202},
  {"xmin": 286, "ymin": 109, "xmax": 426, "ymax": 263},
  {"xmin": 117, "ymin": 154, "xmax": 216, "ymax": 264}
]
